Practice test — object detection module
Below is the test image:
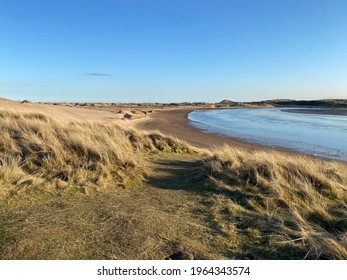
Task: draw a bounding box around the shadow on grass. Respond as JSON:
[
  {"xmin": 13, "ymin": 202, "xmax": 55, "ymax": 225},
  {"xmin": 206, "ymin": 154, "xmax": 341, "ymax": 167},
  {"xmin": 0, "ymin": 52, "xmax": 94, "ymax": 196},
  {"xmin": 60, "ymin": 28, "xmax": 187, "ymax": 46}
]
[{"xmin": 144, "ymin": 158, "xmax": 207, "ymax": 193}]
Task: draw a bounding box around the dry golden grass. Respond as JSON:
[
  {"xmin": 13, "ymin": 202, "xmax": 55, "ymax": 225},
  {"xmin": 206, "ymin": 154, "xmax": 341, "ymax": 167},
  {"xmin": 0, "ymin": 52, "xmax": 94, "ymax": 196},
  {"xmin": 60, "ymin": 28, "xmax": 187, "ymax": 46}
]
[
  {"xmin": 0, "ymin": 109, "xmax": 141, "ymax": 195},
  {"xmin": 0, "ymin": 109, "xmax": 202, "ymax": 259},
  {"xmin": 0, "ymin": 109, "xmax": 193, "ymax": 196},
  {"xmin": 204, "ymin": 146, "xmax": 347, "ymax": 259},
  {"xmin": 0, "ymin": 154, "xmax": 223, "ymax": 260},
  {"xmin": 0, "ymin": 109, "xmax": 346, "ymax": 259}
]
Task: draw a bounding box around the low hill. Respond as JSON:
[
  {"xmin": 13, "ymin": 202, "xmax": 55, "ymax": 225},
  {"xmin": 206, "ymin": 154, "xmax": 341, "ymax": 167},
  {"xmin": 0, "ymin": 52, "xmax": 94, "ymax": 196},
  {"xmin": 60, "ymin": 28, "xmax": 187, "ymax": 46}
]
[{"xmin": 268, "ymin": 99, "xmax": 347, "ymax": 107}]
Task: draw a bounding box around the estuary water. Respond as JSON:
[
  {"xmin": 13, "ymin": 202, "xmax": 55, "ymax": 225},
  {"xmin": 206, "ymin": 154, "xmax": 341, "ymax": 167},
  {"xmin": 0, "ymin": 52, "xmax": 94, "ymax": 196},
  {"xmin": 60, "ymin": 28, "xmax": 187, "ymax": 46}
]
[{"xmin": 188, "ymin": 108, "xmax": 347, "ymax": 161}]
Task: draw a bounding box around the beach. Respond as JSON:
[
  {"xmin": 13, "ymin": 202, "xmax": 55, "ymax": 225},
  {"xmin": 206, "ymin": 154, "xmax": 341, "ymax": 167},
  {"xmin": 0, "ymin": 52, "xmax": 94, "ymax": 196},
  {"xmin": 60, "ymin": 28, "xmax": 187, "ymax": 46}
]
[
  {"xmin": 132, "ymin": 109, "xmax": 263, "ymax": 151},
  {"xmin": 1, "ymin": 98, "xmax": 344, "ymax": 159},
  {"xmin": 0, "ymin": 99, "xmax": 259, "ymax": 151},
  {"xmin": 132, "ymin": 109, "xmax": 308, "ymax": 154},
  {"xmin": 2, "ymin": 98, "xmax": 345, "ymax": 159},
  {"xmin": 131, "ymin": 108, "xmax": 347, "ymax": 162}
]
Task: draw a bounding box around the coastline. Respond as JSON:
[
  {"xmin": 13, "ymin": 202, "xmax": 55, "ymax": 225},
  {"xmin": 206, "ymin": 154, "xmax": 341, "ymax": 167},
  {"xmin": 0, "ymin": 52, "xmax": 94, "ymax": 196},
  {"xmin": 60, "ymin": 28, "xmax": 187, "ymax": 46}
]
[
  {"xmin": 1, "ymin": 98, "xmax": 345, "ymax": 160},
  {"xmin": 133, "ymin": 109, "xmax": 291, "ymax": 153},
  {"xmin": 132, "ymin": 108, "xmax": 347, "ymax": 162}
]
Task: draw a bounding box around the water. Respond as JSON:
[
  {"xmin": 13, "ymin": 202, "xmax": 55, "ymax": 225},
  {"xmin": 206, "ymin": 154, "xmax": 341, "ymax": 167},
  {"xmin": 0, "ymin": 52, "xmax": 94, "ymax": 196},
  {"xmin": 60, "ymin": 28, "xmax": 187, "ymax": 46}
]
[{"xmin": 188, "ymin": 108, "xmax": 347, "ymax": 161}]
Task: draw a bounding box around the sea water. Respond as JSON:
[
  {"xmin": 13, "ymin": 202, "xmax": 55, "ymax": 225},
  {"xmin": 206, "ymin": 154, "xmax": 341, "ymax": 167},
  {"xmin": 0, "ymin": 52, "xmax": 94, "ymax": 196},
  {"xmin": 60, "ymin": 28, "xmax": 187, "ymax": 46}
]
[{"xmin": 188, "ymin": 108, "xmax": 347, "ymax": 161}]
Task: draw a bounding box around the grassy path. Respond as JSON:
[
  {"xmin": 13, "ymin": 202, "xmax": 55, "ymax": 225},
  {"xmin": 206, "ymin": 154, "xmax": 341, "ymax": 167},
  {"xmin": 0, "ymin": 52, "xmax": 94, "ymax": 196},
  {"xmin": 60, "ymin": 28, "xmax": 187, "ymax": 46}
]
[
  {"xmin": 2, "ymin": 150, "xmax": 346, "ymax": 259},
  {"xmin": 0, "ymin": 153, "xmax": 235, "ymax": 259}
]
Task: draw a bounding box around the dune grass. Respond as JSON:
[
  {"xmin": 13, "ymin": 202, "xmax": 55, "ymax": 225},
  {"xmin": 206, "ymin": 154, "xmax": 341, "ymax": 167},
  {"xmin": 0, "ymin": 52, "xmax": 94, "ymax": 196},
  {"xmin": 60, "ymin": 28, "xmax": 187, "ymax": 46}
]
[
  {"xmin": 0, "ymin": 109, "xmax": 346, "ymax": 259},
  {"xmin": 0, "ymin": 109, "xmax": 193, "ymax": 196},
  {"xmin": 204, "ymin": 146, "xmax": 347, "ymax": 259}
]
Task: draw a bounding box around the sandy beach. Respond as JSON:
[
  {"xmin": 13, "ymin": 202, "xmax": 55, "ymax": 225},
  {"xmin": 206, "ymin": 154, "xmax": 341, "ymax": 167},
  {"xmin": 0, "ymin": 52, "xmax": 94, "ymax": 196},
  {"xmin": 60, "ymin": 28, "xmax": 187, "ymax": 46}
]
[
  {"xmin": 133, "ymin": 109, "xmax": 281, "ymax": 152},
  {"xmin": 132, "ymin": 108, "xmax": 347, "ymax": 162}
]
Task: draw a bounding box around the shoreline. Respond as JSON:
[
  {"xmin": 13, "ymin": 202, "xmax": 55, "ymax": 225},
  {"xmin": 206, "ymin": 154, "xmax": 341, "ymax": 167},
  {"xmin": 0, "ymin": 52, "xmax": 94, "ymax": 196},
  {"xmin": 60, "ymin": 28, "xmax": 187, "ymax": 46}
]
[
  {"xmin": 132, "ymin": 108, "xmax": 346, "ymax": 162},
  {"xmin": 1, "ymin": 98, "xmax": 345, "ymax": 161},
  {"xmin": 133, "ymin": 109, "xmax": 296, "ymax": 154}
]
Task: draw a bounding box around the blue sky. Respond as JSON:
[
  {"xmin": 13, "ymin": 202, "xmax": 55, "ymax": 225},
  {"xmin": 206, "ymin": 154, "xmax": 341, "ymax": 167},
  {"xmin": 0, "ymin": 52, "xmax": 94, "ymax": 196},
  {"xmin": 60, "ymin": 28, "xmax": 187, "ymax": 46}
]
[{"xmin": 1, "ymin": 0, "xmax": 346, "ymax": 102}]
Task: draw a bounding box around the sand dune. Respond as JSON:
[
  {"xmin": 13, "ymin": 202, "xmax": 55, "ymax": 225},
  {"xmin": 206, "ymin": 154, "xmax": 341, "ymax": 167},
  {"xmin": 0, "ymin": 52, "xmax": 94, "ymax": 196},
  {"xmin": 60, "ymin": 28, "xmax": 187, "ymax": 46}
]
[{"xmin": 0, "ymin": 99, "xmax": 117, "ymax": 122}]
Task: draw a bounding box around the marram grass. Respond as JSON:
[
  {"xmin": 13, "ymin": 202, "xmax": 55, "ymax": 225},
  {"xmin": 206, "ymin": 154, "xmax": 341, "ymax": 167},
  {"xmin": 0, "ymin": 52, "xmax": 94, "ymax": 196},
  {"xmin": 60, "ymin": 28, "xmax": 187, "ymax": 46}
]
[
  {"xmin": 0, "ymin": 109, "xmax": 193, "ymax": 196},
  {"xmin": 204, "ymin": 146, "xmax": 347, "ymax": 259}
]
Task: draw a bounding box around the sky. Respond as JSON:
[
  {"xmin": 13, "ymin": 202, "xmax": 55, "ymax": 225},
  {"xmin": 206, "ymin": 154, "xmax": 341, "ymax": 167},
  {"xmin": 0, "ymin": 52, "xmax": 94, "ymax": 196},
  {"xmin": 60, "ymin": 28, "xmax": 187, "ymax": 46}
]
[{"xmin": 1, "ymin": 0, "xmax": 347, "ymax": 103}]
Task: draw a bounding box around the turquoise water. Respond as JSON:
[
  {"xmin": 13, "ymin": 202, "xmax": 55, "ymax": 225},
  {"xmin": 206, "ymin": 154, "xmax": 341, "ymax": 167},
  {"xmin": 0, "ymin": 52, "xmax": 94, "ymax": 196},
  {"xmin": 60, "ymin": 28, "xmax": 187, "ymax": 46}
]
[{"xmin": 188, "ymin": 108, "xmax": 347, "ymax": 161}]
